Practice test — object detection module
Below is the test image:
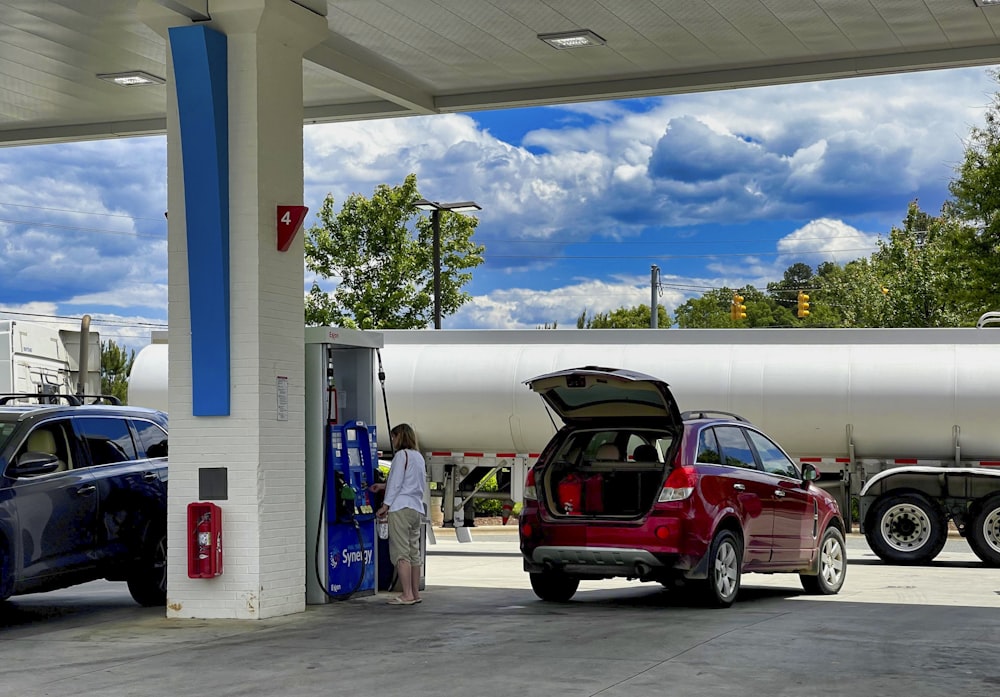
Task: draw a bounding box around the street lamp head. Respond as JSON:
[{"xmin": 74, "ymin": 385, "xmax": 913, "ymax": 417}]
[
  {"xmin": 440, "ymin": 201, "xmax": 482, "ymax": 213},
  {"xmin": 413, "ymin": 198, "xmax": 481, "ymax": 214}
]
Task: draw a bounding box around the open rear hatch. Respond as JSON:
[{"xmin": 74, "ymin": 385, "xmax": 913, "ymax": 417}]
[{"xmin": 525, "ymin": 367, "xmax": 682, "ymax": 519}]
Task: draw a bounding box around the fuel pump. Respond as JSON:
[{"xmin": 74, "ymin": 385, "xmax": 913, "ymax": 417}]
[
  {"xmin": 325, "ymin": 420, "xmax": 378, "ymax": 597},
  {"xmin": 304, "ymin": 328, "xmax": 384, "ymax": 605}
]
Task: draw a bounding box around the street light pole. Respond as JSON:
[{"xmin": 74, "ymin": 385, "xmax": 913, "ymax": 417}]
[
  {"xmin": 650, "ymin": 264, "xmax": 660, "ymax": 329},
  {"xmin": 431, "ymin": 208, "xmax": 442, "ymax": 329},
  {"xmin": 414, "ymin": 198, "xmax": 482, "ymax": 329}
]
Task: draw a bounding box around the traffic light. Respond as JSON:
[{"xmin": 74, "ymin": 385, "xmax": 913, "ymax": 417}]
[
  {"xmin": 797, "ymin": 290, "xmax": 810, "ymax": 318},
  {"xmin": 730, "ymin": 293, "xmax": 746, "ymax": 321}
]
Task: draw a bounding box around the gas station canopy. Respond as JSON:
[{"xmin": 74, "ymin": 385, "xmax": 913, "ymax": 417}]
[{"xmin": 3, "ymin": 0, "xmax": 1000, "ymax": 146}]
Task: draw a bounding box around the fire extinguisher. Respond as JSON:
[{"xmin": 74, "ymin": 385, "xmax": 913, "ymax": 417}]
[
  {"xmin": 188, "ymin": 501, "xmax": 223, "ymax": 578},
  {"xmin": 194, "ymin": 512, "xmax": 212, "ymax": 577}
]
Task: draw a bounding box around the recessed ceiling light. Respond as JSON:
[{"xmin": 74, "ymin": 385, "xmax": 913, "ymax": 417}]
[
  {"xmin": 97, "ymin": 71, "xmax": 166, "ymax": 87},
  {"xmin": 974, "ymin": 0, "xmax": 1000, "ymax": 7},
  {"xmin": 538, "ymin": 30, "xmax": 606, "ymax": 49}
]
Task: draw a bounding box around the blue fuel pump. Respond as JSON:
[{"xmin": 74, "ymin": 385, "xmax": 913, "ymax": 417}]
[{"xmin": 326, "ymin": 420, "xmax": 378, "ymax": 597}]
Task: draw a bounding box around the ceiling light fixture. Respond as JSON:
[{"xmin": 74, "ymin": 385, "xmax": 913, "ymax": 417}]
[
  {"xmin": 97, "ymin": 71, "xmax": 166, "ymax": 87},
  {"xmin": 538, "ymin": 30, "xmax": 606, "ymax": 49},
  {"xmin": 974, "ymin": 0, "xmax": 1000, "ymax": 7}
]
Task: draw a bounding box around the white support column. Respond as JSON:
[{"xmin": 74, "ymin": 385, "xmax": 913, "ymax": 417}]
[{"xmin": 142, "ymin": 0, "xmax": 326, "ymax": 619}]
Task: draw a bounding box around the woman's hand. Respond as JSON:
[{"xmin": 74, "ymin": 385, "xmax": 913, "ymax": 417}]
[
  {"xmin": 368, "ymin": 482, "xmax": 385, "ymax": 493},
  {"xmin": 377, "ymin": 504, "xmax": 389, "ymax": 518}
]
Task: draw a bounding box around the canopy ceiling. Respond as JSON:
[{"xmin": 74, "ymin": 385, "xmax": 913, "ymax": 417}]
[{"xmin": 2, "ymin": 0, "xmax": 1000, "ymax": 145}]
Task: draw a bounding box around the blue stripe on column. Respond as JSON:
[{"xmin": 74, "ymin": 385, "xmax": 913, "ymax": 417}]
[{"xmin": 169, "ymin": 25, "xmax": 230, "ymax": 416}]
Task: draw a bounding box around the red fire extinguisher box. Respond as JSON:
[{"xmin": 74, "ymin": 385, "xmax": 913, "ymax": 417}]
[{"xmin": 187, "ymin": 502, "xmax": 223, "ymax": 578}]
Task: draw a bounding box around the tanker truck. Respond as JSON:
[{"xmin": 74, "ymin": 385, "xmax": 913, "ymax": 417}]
[{"xmin": 128, "ymin": 326, "xmax": 1000, "ymax": 566}]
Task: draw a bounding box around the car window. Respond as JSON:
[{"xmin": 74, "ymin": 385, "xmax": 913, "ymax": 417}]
[
  {"xmin": 746, "ymin": 430, "xmax": 800, "ymax": 478},
  {"xmin": 0, "ymin": 419, "xmax": 19, "ymax": 452},
  {"xmin": 585, "ymin": 431, "xmax": 621, "ymax": 460},
  {"xmin": 12, "ymin": 420, "xmax": 76, "ymax": 475},
  {"xmin": 714, "ymin": 426, "xmax": 758, "ymax": 470},
  {"xmin": 75, "ymin": 417, "xmax": 138, "ymax": 466},
  {"xmin": 696, "ymin": 427, "xmax": 722, "ymax": 464},
  {"xmin": 132, "ymin": 419, "xmax": 168, "ymax": 459}
]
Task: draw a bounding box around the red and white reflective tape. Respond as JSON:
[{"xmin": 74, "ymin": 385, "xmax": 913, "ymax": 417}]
[{"xmin": 798, "ymin": 456, "xmax": 1000, "ymax": 469}]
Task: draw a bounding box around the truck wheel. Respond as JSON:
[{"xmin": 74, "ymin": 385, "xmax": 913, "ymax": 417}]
[
  {"xmin": 697, "ymin": 530, "xmax": 741, "ymax": 608},
  {"xmin": 529, "ymin": 570, "xmax": 579, "ymax": 602},
  {"xmin": 866, "ymin": 493, "xmax": 947, "ymax": 565},
  {"xmin": 800, "ymin": 527, "xmax": 847, "ymax": 594},
  {"xmin": 967, "ymin": 495, "xmax": 1000, "ymax": 566},
  {"xmin": 127, "ymin": 529, "xmax": 167, "ymax": 607}
]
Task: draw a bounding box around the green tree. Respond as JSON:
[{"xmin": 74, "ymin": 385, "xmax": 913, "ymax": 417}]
[
  {"xmin": 102, "ymin": 339, "xmax": 135, "ymax": 404},
  {"xmin": 947, "ymin": 73, "xmax": 1000, "ymax": 320},
  {"xmin": 674, "ymin": 288, "xmax": 742, "ymax": 328},
  {"xmin": 576, "ymin": 305, "xmax": 669, "ymax": 328},
  {"xmin": 767, "ymin": 262, "xmax": 841, "ymax": 326},
  {"xmin": 813, "ymin": 258, "xmax": 889, "ymax": 327},
  {"xmin": 304, "ymin": 174, "xmax": 485, "ymax": 328}
]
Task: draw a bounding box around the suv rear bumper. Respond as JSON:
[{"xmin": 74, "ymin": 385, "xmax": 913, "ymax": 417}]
[{"xmin": 524, "ymin": 545, "xmax": 670, "ymax": 578}]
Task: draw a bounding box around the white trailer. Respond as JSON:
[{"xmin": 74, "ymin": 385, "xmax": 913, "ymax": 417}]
[
  {"xmin": 129, "ymin": 325, "xmax": 1000, "ymax": 565},
  {"xmin": 0, "ymin": 318, "xmax": 101, "ymax": 398},
  {"xmin": 375, "ymin": 327, "xmax": 1000, "ymax": 565}
]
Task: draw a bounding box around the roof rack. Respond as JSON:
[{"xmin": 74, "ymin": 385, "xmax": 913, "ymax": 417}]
[
  {"xmin": 680, "ymin": 410, "xmax": 750, "ymax": 423},
  {"xmin": 0, "ymin": 393, "xmax": 122, "ymax": 406}
]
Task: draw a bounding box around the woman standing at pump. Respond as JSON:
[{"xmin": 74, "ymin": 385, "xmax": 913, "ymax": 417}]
[{"xmin": 372, "ymin": 423, "xmax": 428, "ymax": 605}]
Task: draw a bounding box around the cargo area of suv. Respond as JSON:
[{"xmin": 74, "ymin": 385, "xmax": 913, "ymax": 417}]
[{"xmin": 538, "ymin": 428, "xmax": 675, "ymax": 518}]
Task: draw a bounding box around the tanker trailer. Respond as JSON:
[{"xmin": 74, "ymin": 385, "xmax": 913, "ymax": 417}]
[
  {"xmin": 376, "ymin": 327, "xmax": 1000, "ymax": 566},
  {"xmin": 128, "ymin": 326, "xmax": 1000, "ymax": 566}
]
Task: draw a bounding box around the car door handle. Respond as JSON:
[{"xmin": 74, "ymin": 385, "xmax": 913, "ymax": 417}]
[
  {"xmin": 142, "ymin": 472, "xmax": 159, "ymax": 482},
  {"xmin": 733, "ymin": 483, "xmax": 746, "ymax": 491},
  {"xmin": 75, "ymin": 485, "xmax": 97, "ymax": 496},
  {"xmin": 774, "ymin": 489, "xmax": 786, "ymax": 498}
]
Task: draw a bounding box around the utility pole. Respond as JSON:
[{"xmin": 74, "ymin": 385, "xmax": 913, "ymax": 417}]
[{"xmin": 650, "ymin": 264, "xmax": 660, "ymax": 329}]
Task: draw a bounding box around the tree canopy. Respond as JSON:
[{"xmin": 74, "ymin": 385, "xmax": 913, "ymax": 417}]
[
  {"xmin": 304, "ymin": 174, "xmax": 485, "ymax": 329},
  {"xmin": 102, "ymin": 340, "xmax": 134, "ymax": 404}
]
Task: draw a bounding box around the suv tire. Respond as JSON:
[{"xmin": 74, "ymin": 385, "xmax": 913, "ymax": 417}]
[
  {"xmin": 529, "ymin": 570, "xmax": 579, "ymax": 602},
  {"xmin": 698, "ymin": 530, "xmax": 741, "ymax": 608},
  {"xmin": 800, "ymin": 526, "xmax": 846, "ymax": 594},
  {"xmin": 127, "ymin": 528, "xmax": 167, "ymax": 607}
]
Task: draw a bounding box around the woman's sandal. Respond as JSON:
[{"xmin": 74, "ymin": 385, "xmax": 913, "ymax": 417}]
[{"xmin": 387, "ymin": 597, "xmax": 417, "ymax": 605}]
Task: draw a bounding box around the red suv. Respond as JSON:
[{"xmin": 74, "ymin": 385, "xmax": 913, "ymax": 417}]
[{"xmin": 519, "ymin": 367, "xmax": 847, "ymax": 607}]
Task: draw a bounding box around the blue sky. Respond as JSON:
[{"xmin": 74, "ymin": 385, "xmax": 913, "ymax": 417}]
[{"xmin": 0, "ymin": 66, "xmax": 996, "ymax": 351}]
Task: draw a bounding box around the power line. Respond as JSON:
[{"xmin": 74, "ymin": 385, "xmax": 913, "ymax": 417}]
[
  {"xmin": 0, "ymin": 308, "xmax": 166, "ymax": 329},
  {"xmin": 475, "ymin": 233, "xmax": 880, "ymax": 246},
  {"xmin": 0, "ymin": 200, "xmax": 165, "ymax": 223},
  {"xmin": 485, "ymin": 246, "xmax": 877, "ymax": 260},
  {"xmin": 0, "ymin": 216, "xmax": 165, "ymax": 240}
]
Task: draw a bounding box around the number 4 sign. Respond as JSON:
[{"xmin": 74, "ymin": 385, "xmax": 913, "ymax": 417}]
[{"xmin": 276, "ymin": 205, "xmax": 309, "ymax": 252}]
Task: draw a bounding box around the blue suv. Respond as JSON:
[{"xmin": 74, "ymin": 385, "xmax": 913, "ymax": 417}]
[{"xmin": 0, "ymin": 396, "xmax": 168, "ymax": 606}]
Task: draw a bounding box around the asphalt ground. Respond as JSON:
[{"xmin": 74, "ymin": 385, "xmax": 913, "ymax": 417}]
[{"xmin": 2, "ymin": 530, "xmax": 999, "ymax": 697}]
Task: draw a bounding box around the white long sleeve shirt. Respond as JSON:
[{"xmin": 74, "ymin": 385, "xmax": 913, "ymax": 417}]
[{"xmin": 383, "ymin": 448, "xmax": 428, "ymax": 516}]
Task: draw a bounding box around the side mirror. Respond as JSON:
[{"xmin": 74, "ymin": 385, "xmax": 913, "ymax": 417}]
[
  {"xmin": 801, "ymin": 463, "xmax": 820, "ymax": 485},
  {"xmin": 11, "ymin": 451, "xmax": 61, "ymax": 477}
]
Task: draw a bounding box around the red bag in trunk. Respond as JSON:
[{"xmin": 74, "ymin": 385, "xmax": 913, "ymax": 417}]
[
  {"xmin": 581, "ymin": 474, "xmax": 603, "ymax": 514},
  {"xmin": 557, "ymin": 473, "xmax": 583, "ymax": 515}
]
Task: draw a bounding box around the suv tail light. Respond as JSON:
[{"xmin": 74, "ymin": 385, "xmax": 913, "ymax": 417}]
[
  {"xmin": 523, "ymin": 468, "xmax": 537, "ymax": 501},
  {"xmin": 658, "ymin": 465, "xmax": 697, "ymax": 502}
]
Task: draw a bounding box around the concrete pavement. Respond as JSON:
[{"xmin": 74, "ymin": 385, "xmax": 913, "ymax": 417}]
[{"xmin": 1, "ymin": 531, "xmax": 999, "ymax": 696}]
